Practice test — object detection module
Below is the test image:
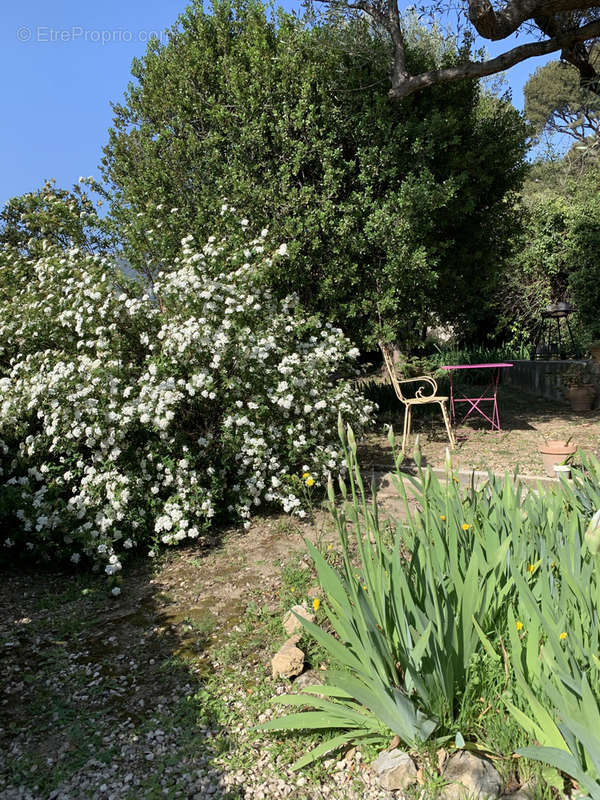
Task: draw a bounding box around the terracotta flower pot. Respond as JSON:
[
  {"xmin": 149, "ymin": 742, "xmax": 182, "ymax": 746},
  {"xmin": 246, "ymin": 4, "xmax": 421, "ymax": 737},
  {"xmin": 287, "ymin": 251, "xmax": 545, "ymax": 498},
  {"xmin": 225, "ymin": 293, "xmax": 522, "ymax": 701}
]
[
  {"xmin": 567, "ymin": 384, "xmax": 596, "ymax": 412},
  {"xmin": 539, "ymin": 442, "xmax": 577, "ymax": 478},
  {"xmin": 546, "ymin": 440, "xmax": 568, "ymax": 449}
]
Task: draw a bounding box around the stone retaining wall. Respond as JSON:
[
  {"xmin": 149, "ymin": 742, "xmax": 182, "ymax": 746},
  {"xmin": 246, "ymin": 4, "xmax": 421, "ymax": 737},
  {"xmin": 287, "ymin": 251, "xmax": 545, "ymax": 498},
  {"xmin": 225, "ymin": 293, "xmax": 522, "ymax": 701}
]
[{"xmin": 503, "ymin": 359, "xmax": 600, "ymax": 406}]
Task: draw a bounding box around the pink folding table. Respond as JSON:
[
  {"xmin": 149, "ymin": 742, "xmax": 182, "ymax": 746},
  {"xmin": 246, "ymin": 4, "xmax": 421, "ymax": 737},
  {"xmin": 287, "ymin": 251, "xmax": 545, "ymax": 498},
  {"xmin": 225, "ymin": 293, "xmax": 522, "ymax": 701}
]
[{"xmin": 440, "ymin": 363, "xmax": 513, "ymax": 432}]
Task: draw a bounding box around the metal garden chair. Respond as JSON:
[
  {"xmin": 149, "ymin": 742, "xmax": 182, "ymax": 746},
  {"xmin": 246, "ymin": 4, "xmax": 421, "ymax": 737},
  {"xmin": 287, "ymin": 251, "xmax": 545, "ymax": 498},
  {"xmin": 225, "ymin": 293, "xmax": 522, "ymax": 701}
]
[{"xmin": 380, "ymin": 342, "xmax": 455, "ymax": 453}]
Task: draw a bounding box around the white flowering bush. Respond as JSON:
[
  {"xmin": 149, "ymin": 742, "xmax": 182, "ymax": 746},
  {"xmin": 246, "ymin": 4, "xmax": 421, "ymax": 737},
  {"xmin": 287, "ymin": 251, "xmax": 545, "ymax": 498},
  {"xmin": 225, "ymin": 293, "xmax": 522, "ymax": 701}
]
[{"xmin": 0, "ymin": 205, "xmax": 374, "ymax": 578}]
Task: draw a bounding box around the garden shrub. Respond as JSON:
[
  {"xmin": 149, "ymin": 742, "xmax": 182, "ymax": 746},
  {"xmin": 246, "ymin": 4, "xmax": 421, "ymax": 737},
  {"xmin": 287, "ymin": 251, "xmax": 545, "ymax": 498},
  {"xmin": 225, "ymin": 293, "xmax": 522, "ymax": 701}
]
[
  {"xmin": 263, "ymin": 432, "xmax": 600, "ymax": 782},
  {"xmin": 0, "ymin": 201, "xmax": 374, "ymax": 580}
]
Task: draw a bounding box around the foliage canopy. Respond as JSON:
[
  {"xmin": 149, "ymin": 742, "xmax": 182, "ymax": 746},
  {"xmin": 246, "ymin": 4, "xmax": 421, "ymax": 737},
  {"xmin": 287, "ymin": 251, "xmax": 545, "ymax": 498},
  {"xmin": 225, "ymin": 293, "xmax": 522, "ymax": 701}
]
[
  {"xmin": 524, "ymin": 53, "xmax": 600, "ymax": 152},
  {"xmin": 314, "ymin": 0, "xmax": 600, "ymax": 101},
  {"xmin": 499, "ymin": 165, "xmax": 600, "ymax": 347},
  {"xmin": 102, "ymin": 0, "xmax": 527, "ymax": 348}
]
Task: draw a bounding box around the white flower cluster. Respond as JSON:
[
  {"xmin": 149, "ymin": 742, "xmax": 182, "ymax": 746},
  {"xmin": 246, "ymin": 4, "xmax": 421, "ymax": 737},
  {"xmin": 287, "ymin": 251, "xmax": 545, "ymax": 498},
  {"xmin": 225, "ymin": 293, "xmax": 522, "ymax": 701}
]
[{"xmin": 0, "ymin": 204, "xmax": 374, "ymax": 575}]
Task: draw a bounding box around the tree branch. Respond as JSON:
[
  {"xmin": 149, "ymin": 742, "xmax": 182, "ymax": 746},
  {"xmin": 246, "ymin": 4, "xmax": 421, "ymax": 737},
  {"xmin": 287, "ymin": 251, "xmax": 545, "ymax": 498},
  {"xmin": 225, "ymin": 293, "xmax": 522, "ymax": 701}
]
[
  {"xmin": 347, "ymin": 0, "xmax": 408, "ymax": 83},
  {"xmin": 346, "ymin": 0, "xmax": 387, "ymax": 27},
  {"xmin": 387, "ymin": 0, "xmax": 408, "ymax": 86},
  {"xmin": 468, "ymin": 0, "xmax": 545, "ymax": 40},
  {"xmin": 388, "ymin": 18, "xmax": 600, "ymax": 99},
  {"xmin": 468, "ymin": 0, "xmax": 600, "ymax": 40},
  {"xmin": 584, "ymin": 110, "xmax": 600, "ymax": 130},
  {"xmin": 533, "ymin": 13, "xmax": 600, "ymax": 92}
]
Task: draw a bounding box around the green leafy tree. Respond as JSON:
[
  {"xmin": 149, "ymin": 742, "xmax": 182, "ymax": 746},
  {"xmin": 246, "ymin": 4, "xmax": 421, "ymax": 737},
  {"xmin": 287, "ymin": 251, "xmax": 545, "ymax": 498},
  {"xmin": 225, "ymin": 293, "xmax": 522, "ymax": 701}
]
[
  {"xmin": 308, "ymin": 0, "xmax": 600, "ymax": 102},
  {"xmin": 0, "ymin": 179, "xmax": 114, "ymax": 259},
  {"xmin": 525, "ymin": 58, "xmax": 600, "ymax": 143},
  {"xmin": 564, "ymin": 182, "xmax": 600, "ymax": 342},
  {"xmin": 498, "ymin": 191, "xmax": 572, "ymax": 345},
  {"xmin": 498, "ymin": 168, "xmax": 600, "ymax": 347},
  {"xmin": 102, "ymin": 0, "xmax": 527, "ymax": 348}
]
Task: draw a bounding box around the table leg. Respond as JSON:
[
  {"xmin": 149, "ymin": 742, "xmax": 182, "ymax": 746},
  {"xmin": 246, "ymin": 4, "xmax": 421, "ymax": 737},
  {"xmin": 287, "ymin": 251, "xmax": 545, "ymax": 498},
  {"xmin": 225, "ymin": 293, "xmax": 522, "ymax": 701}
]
[
  {"xmin": 492, "ymin": 367, "xmax": 501, "ymax": 432},
  {"xmin": 448, "ymin": 368, "xmax": 504, "ymax": 432},
  {"xmin": 449, "ymin": 371, "xmax": 456, "ymax": 426}
]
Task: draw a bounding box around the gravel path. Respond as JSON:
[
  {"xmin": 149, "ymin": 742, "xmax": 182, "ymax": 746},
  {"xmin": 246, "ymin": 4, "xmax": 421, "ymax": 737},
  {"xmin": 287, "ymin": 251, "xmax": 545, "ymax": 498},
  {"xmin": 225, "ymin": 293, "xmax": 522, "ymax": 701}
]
[{"xmin": 0, "ymin": 517, "xmax": 404, "ymax": 800}]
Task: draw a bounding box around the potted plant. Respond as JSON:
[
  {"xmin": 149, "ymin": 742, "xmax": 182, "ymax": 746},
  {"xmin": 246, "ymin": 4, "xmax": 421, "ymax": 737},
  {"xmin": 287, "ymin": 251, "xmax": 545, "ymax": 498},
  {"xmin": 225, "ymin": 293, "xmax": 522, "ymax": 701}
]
[
  {"xmin": 553, "ymin": 449, "xmax": 575, "ymax": 479},
  {"xmin": 539, "ymin": 435, "xmax": 577, "ymax": 478},
  {"xmin": 561, "ymin": 362, "xmax": 596, "ymax": 411}
]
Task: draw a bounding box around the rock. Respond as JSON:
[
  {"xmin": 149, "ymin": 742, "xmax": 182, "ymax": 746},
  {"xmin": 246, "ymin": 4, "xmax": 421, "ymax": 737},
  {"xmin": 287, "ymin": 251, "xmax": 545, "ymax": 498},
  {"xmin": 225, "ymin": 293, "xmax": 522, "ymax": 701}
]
[
  {"xmin": 344, "ymin": 747, "xmax": 357, "ymax": 763},
  {"xmin": 283, "ymin": 604, "xmax": 314, "ymax": 636},
  {"xmin": 437, "ymin": 747, "xmax": 449, "ymax": 772},
  {"xmin": 371, "ymin": 748, "xmax": 417, "ymax": 791},
  {"xmin": 294, "ymin": 668, "xmax": 325, "ymax": 692},
  {"xmin": 441, "ymin": 751, "xmax": 502, "ymax": 800},
  {"xmin": 502, "ymin": 781, "xmax": 535, "ymax": 800},
  {"xmin": 271, "ymin": 638, "xmax": 305, "ymax": 679}
]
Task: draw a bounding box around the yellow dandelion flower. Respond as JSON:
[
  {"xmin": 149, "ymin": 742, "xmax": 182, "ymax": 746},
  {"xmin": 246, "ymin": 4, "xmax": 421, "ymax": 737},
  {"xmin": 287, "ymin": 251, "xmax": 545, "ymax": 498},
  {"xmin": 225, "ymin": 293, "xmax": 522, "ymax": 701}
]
[
  {"xmin": 560, "ymin": 631, "xmax": 567, "ymax": 640},
  {"xmin": 327, "ymin": 544, "xmax": 333, "ymax": 550},
  {"xmin": 302, "ymin": 472, "xmax": 310, "ymax": 479},
  {"xmin": 527, "ymin": 564, "xmax": 535, "ymax": 574},
  {"xmin": 362, "ymin": 584, "xmax": 367, "ymax": 591},
  {"xmin": 312, "ymin": 598, "xmax": 320, "ymax": 612},
  {"xmin": 462, "ymin": 523, "xmax": 470, "ymax": 531},
  {"xmin": 516, "ymin": 620, "xmax": 524, "ymax": 631},
  {"xmin": 305, "ymin": 477, "xmax": 315, "ymax": 487},
  {"xmin": 440, "ymin": 515, "xmax": 446, "ymax": 521}
]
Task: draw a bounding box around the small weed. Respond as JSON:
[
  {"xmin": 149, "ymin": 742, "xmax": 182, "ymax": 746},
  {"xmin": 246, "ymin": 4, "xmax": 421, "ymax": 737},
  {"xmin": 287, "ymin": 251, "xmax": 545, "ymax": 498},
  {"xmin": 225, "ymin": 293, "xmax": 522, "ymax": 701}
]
[
  {"xmin": 274, "ymin": 518, "xmax": 302, "ymax": 537},
  {"xmin": 279, "ymin": 559, "xmax": 313, "ymax": 604},
  {"xmin": 181, "ymin": 611, "xmax": 218, "ymax": 636}
]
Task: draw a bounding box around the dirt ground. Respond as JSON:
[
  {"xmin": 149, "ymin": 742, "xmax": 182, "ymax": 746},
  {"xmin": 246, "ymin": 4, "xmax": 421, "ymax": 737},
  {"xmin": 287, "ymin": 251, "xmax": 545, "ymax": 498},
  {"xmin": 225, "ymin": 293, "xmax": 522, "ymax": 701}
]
[
  {"xmin": 0, "ymin": 489, "xmax": 419, "ymax": 798},
  {"xmin": 0, "ymin": 512, "xmax": 354, "ymax": 798},
  {"xmin": 359, "ymin": 385, "xmax": 600, "ymax": 476}
]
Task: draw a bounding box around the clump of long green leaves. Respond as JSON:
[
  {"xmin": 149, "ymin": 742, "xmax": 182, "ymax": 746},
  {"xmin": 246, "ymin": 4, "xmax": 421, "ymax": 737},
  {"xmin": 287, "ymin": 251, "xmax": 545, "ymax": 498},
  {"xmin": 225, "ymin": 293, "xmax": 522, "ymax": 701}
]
[
  {"xmin": 568, "ymin": 452, "xmax": 600, "ymax": 520},
  {"xmin": 262, "ymin": 422, "xmax": 600, "ymax": 777},
  {"xmin": 260, "ymin": 423, "xmax": 437, "ymax": 770},
  {"xmin": 262, "ymin": 423, "xmax": 520, "ymax": 766},
  {"xmin": 503, "ymin": 506, "xmax": 600, "ymax": 799}
]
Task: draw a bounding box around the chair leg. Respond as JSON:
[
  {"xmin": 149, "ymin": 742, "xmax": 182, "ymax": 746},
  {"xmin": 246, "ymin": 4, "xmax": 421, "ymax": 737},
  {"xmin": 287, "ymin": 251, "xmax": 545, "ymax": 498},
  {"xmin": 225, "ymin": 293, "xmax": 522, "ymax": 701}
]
[
  {"xmin": 402, "ymin": 405, "xmax": 412, "ymax": 453},
  {"xmin": 441, "ymin": 401, "xmax": 455, "ymax": 447}
]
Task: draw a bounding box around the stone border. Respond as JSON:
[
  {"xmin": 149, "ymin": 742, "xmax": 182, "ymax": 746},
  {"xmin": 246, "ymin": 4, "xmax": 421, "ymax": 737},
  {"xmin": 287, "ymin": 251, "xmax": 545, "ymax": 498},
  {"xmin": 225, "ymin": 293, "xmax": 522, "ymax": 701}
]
[{"xmin": 365, "ymin": 464, "xmax": 560, "ymax": 494}]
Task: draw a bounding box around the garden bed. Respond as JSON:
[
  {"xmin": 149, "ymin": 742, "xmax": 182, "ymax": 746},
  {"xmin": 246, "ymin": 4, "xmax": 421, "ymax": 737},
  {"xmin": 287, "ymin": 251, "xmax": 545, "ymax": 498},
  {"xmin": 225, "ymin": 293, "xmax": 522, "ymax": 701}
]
[{"xmin": 3, "ymin": 389, "xmax": 600, "ymax": 799}]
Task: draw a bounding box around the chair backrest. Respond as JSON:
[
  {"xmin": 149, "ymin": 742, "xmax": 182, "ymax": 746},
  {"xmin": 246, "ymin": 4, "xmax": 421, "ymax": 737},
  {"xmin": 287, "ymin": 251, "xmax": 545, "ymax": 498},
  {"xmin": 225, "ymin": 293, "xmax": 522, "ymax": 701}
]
[{"xmin": 379, "ymin": 341, "xmax": 406, "ymax": 403}]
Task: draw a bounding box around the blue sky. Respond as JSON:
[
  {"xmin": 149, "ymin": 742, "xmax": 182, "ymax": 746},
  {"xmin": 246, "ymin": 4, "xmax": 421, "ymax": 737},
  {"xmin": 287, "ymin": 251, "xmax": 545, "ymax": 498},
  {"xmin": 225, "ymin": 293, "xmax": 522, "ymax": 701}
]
[{"xmin": 1, "ymin": 0, "xmax": 552, "ymax": 209}]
